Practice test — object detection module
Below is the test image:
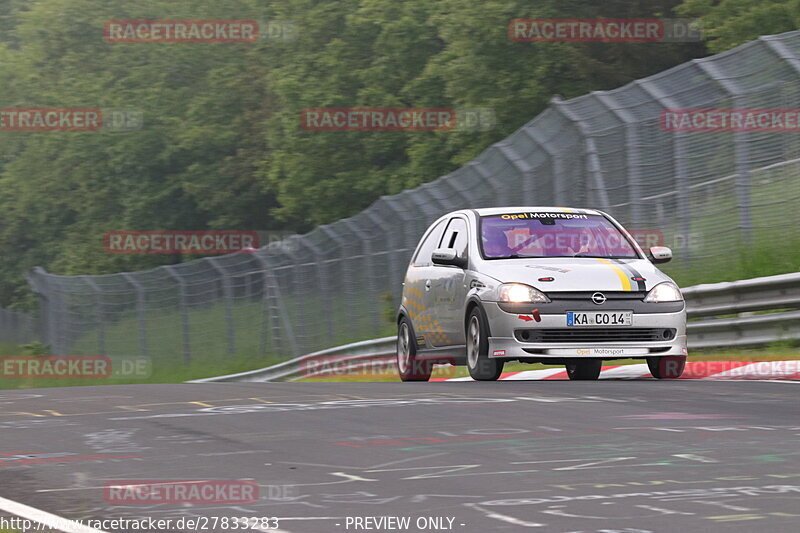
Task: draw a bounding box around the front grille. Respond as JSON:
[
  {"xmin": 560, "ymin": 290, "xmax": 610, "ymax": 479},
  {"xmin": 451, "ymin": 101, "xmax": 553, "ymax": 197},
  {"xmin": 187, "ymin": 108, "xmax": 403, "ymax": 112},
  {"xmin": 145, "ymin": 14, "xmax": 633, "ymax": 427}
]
[
  {"xmin": 515, "ymin": 328, "xmax": 676, "ymax": 343},
  {"xmin": 546, "ymin": 291, "xmax": 646, "ymax": 301}
]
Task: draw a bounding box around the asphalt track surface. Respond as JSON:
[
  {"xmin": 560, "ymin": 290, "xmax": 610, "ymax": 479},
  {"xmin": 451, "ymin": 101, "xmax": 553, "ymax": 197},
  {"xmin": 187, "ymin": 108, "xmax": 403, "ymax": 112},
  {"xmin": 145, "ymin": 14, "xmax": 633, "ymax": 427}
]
[{"xmin": 1, "ymin": 380, "xmax": 799, "ymax": 533}]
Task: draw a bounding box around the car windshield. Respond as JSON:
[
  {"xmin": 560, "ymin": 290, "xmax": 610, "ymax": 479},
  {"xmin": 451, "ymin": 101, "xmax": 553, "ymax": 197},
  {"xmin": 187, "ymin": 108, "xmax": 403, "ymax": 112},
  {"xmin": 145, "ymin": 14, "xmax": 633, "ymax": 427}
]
[{"xmin": 481, "ymin": 212, "xmax": 639, "ymax": 259}]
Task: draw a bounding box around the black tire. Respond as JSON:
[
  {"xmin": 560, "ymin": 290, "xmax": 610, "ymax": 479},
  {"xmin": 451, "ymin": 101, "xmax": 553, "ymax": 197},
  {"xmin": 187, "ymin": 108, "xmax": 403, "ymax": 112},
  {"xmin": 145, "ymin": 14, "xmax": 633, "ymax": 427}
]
[
  {"xmin": 647, "ymin": 355, "xmax": 686, "ymax": 379},
  {"xmin": 397, "ymin": 317, "xmax": 432, "ymax": 382},
  {"xmin": 566, "ymin": 359, "xmax": 602, "ymax": 380},
  {"xmin": 466, "ymin": 306, "xmax": 504, "ymax": 381}
]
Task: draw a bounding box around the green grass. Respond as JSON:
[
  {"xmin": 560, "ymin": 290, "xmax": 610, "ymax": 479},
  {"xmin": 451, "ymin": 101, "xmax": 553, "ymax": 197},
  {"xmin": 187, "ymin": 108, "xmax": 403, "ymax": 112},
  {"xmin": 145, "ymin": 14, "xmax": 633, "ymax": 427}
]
[
  {"xmin": 658, "ymin": 162, "xmax": 800, "ymax": 286},
  {"xmin": 0, "ymin": 352, "xmax": 286, "ymax": 390}
]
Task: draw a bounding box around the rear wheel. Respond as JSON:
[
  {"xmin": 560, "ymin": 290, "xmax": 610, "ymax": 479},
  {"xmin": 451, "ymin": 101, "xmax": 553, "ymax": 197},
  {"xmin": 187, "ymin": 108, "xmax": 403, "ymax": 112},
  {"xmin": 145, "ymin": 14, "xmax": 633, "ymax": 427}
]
[
  {"xmin": 466, "ymin": 307, "xmax": 503, "ymax": 381},
  {"xmin": 566, "ymin": 359, "xmax": 602, "ymax": 380},
  {"xmin": 647, "ymin": 355, "xmax": 686, "ymax": 379},
  {"xmin": 397, "ymin": 317, "xmax": 432, "ymax": 382}
]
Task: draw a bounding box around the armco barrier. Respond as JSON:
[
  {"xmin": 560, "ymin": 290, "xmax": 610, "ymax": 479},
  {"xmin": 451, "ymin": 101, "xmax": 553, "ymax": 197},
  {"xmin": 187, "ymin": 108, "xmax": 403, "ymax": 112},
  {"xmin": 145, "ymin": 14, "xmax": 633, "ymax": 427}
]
[
  {"xmin": 188, "ymin": 336, "xmax": 396, "ymax": 383},
  {"xmin": 193, "ymin": 272, "xmax": 800, "ymax": 382}
]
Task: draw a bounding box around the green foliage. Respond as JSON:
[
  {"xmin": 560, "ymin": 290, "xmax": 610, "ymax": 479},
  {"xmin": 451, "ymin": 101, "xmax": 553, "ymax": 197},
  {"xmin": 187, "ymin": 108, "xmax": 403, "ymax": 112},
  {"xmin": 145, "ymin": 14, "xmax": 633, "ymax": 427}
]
[
  {"xmin": 677, "ymin": 0, "xmax": 800, "ymax": 52},
  {"xmin": 19, "ymin": 341, "xmax": 50, "ymax": 355},
  {"xmin": 1, "ymin": 0, "xmax": 791, "ymax": 313}
]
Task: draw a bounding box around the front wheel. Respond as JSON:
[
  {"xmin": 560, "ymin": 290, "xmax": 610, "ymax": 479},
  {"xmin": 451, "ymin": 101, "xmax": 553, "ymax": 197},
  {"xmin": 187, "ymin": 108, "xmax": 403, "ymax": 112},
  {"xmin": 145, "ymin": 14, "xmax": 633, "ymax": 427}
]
[
  {"xmin": 466, "ymin": 307, "xmax": 503, "ymax": 381},
  {"xmin": 647, "ymin": 355, "xmax": 686, "ymax": 379},
  {"xmin": 566, "ymin": 359, "xmax": 602, "ymax": 380},
  {"xmin": 397, "ymin": 317, "xmax": 432, "ymax": 382}
]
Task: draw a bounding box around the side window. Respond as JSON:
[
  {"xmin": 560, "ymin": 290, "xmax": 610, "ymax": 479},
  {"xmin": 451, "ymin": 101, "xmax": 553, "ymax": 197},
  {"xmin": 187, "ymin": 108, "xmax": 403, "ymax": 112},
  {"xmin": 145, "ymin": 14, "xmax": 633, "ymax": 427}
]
[
  {"xmin": 439, "ymin": 218, "xmax": 469, "ymax": 260},
  {"xmin": 412, "ymin": 220, "xmax": 447, "ymax": 266}
]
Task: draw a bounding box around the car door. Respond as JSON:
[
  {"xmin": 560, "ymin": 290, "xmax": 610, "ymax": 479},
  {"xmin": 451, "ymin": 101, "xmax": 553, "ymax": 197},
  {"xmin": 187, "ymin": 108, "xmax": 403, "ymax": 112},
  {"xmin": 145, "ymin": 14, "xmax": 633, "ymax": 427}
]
[
  {"xmin": 403, "ymin": 219, "xmax": 447, "ymax": 349},
  {"xmin": 430, "ymin": 216, "xmax": 470, "ymax": 347}
]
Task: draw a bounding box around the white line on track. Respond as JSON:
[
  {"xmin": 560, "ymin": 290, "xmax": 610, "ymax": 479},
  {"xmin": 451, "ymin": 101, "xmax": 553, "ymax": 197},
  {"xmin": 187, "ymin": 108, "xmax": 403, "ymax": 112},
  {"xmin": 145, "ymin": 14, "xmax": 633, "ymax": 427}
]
[
  {"xmin": 502, "ymin": 368, "xmax": 564, "ymax": 380},
  {"xmin": 0, "ymin": 495, "xmax": 109, "ymax": 533},
  {"xmin": 596, "ymin": 364, "xmax": 650, "ymax": 379}
]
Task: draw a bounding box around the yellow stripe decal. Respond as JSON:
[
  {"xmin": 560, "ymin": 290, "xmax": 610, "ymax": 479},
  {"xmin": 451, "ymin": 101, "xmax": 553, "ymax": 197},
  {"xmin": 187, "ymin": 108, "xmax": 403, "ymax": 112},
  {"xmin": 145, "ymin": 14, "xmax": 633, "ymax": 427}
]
[{"xmin": 595, "ymin": 258, "xmax": 632, "ymax": 291}]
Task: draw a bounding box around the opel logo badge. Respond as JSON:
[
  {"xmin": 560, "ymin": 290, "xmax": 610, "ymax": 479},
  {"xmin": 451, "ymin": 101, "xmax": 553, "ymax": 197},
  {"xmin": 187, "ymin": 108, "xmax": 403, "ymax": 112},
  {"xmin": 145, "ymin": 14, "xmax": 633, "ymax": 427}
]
[{"xmin": 591, "ymin": 292, "xmax": 607, "ymax": 305}]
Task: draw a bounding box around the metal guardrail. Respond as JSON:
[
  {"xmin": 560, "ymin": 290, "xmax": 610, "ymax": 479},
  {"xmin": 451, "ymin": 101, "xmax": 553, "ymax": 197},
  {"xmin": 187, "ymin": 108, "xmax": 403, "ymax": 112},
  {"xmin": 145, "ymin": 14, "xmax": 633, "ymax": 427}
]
[
  {"xmin": 193, "ymin": 272, "xmax": 800, "ymax": 382},
  {"xmin": 187, "ymin": 336, "xmax": 396, "ymax": 383},
  {"xmin": 685, "ymin": 272, "xmax": 800, "ymax": 348}
]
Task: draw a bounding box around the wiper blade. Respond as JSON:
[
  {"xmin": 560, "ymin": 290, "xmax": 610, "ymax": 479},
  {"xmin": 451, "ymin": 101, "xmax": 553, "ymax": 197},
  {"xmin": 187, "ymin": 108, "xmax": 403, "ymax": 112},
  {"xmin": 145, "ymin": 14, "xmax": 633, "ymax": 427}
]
[
  {"xmin": 572, "ymin": 254, "xmax": 638, "ymax": 259},
  {"xmin": 492, "ymin": 254, "xmax": 548, "ymax": 259}
]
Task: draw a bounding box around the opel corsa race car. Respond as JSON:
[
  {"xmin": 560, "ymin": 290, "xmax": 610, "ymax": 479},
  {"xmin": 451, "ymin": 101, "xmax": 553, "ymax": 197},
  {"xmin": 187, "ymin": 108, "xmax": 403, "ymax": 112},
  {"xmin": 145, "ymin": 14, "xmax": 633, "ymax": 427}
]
[{"xmin": 396, "ymin": 207, "xmax": 687, "ymax": 381}]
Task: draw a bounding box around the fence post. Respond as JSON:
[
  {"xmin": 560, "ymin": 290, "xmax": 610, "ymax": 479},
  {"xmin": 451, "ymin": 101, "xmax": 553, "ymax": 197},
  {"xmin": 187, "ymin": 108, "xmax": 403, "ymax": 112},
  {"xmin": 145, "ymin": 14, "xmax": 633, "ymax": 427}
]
[
  {"xmin": 365, "ymin": 210, "xmax": 400, "ymax": 323},
  {"xmin": 593, "ymin": 93, "xmax": 642, "ymax": 225},
  {"xmin": 164, "ymin": 266, "xmax": 191, "ymax": 364},
  {"xmin": 635, "ymin": 79, "xmax": 693, "ymax": 259},
  {"xmin": 551, "ymin": 97, "xmax": 611, "ymax": 211},
  {"xmin": 206, "ymin": 257, "xmax": 236, "ymax": 357},
  {"xmin": 296, "ymin": 236, "xmax": 331, "ymax": 347},
  {"xmin": 24, "ymin": 268, "xmax": 48, "ymax": 350},
  {"xmin": 81, "ymin": 276, "xmax": 106, "ymax": 356},
  {"xmin": 523, "ymin": 126, "xmax": 560, "ymax": 205},
  {"xmin": 254, "ymin": 252, "xmax": 299, "ymax": 357},
  {"xmin": 342, "ymin": 218, "xmax": 380, "ymax": 332},
  {"xmin": 320, "ymin": 225, "xmax": 356, "ymax": 337},
  {"xmin": 121, "ymin": 273, "xmax": 148, "ymax": 358},
  {"xmin": 693, "ymin": 59, "xmax": 752, "ymax": 243},
  {"xmin": 374, "ymin": 197, "xmax": 413, "ymax": 303},
  {"xmin": 497, "ymin": 143, "xmax": 536, "ymax": 204}
]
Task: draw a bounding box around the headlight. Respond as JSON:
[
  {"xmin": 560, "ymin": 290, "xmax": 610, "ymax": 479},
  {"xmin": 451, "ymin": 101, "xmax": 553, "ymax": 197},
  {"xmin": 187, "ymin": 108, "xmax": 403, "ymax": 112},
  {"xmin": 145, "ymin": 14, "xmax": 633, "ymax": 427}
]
[
  {"xmin": 644, "ymin": 282, "xmax": 683, "ymax": 303},
  {"xmin": 498, "ymin": 283, "xmax": 550, "ymax": 303}
]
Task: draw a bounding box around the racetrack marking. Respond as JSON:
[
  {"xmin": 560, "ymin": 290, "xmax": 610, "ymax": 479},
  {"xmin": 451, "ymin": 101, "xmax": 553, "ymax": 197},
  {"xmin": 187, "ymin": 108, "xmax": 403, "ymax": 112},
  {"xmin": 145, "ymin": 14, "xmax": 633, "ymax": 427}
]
[
  {"xmin": 695, "ymin": 500, "xmax": 754, "ymax": 512},
  {"xmin": 465, "ymin": 502, "xmax": 544, "ymax": 527},
  {"xmin": 279, "ymin": 452, "xmax": 448, "ymax": 476},
  {"xmin": 673, "ymin": 454, "xmax": 719, "ymax": 463},
  {"xmin": 447, "ymin": 361, "xmax": 800, "ymax": 381},
  {"xmin": 37, "ymin": 479, "xmax": 216, "ymax": 493},
  {"xmin": 593, "ymin": 364, "xmax": 649, "ymax": 379},
  {"xmin": 0, "ymin": 411, "xmax": 46, "ymax": 418},
  {"xmin": 0, "ymin": 494, "xmax": 109, "ymax": 533},
  {"xmin": 501, "ymin": 368, "xmax": 564, "ymax": 380}
]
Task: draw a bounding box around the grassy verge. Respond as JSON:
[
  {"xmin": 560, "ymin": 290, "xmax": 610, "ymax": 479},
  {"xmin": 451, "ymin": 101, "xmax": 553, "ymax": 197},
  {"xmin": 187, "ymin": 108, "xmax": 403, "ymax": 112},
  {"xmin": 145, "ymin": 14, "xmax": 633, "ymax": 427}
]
[{"xmin": 0, "ymin": 352, "xmax": 286, "ymax": 390}]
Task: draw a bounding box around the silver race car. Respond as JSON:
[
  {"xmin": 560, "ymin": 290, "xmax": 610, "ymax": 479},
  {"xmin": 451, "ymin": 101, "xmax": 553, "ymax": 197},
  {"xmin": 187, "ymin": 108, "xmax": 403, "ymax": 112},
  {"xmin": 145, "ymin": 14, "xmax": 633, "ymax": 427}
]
[{"xmin": 396, "ymin": 207, "xmax": 687, "ymax": 381}]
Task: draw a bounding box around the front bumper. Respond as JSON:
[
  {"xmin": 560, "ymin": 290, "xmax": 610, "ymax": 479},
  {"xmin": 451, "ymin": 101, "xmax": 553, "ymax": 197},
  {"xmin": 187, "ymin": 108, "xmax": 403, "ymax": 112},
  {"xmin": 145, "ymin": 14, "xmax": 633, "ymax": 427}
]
[{"xmin": 483, "ymin": 301, "xmax": 687, "ymax": 359}]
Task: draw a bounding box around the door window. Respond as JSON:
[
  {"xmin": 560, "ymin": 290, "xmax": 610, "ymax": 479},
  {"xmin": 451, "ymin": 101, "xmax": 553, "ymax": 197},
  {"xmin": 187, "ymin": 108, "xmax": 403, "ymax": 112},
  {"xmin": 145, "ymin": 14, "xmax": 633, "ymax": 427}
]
[
  {"xmin": 412, "ymin": 219, "xmax": 447, "ymax": 266},
  {"xmin": 439, "ymin": 217, "xmax": 469, "ymax": 261}
]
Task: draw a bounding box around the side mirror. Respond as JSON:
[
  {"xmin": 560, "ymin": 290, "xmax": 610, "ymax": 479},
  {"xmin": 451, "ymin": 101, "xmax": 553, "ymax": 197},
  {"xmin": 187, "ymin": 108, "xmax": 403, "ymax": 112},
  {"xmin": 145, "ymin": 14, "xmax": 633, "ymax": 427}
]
[
  {"xmin": 649, "ymin": 246, "xmax": 672, "ymax": 264},
  {"xmin": 432, "ymin": 248, "xmax": 467, "ymax": 268}
]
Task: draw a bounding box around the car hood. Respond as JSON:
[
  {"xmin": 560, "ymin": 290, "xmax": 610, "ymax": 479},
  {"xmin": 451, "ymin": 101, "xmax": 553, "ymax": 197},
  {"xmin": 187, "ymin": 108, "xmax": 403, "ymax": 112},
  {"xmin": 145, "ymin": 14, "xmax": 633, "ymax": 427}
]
[{"xmin": 478, "ymin": 257, "xmax": 674, "ymax": 293}]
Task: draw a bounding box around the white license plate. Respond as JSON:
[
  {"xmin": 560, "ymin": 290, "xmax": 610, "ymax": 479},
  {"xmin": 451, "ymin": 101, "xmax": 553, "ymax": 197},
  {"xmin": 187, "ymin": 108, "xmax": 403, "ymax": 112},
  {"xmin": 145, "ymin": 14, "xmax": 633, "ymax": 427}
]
[{"xmin": 567, "ymin": 311, "xmax": 632, "ymax": 326}]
